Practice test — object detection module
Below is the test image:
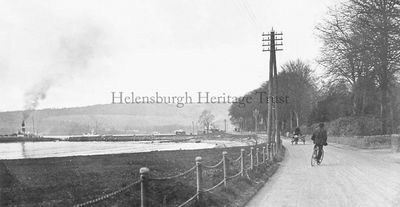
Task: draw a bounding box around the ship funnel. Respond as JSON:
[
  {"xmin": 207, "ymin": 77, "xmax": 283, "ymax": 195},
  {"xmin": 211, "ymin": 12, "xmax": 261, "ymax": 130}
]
[{"xmin": 21, "ymin": 120, "xmax": 26, "ymax": 133}]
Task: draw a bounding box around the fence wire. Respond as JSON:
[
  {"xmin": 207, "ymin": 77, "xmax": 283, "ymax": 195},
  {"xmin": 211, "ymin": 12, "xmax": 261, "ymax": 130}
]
[
  {"xmin": 73, "ymin": 145, "xmax": 277, "ymax": 207},
  {"xmin": 230, "ymin": 154, "xmax": 242, "ymax": 162},
  {"xmin": 150, "ymin": 165, "xmax": 197, "ymax": 181},
  {"xmin": 227, "ymin": 171, "xmax": 242, "ymax": 180},
  {"xmin": 203, "ymin": 180, "xmax": 225, "ymax": 193},
  {"xmin": 176, "ymin": 193, "xmax": 199, "ymax": 207},
  {"xmin": 202, "ymin": 157, "xmax": 224, "ymax": 169},
  {"xmin": 247, "ymin": 151, "xmax": 252, "ymax": 157},
  {"xmin": 73, "ymin": 180, "xmax": 141, "ymax": 207}
]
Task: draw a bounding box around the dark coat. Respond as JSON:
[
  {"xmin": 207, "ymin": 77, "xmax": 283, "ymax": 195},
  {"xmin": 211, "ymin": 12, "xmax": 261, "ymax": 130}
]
[
  {"xmin": 294, "ymin": 127, "xmax": 301, "ymax": 135},
  {"xmin": 311, "ymin": 128, "xmax": 327, "ymax": 145}
]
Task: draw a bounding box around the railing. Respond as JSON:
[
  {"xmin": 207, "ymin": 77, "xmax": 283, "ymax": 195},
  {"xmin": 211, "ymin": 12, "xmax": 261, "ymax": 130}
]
[{"xmin": 74, "ymin": 143, "xmax": 279, "ymax": 207}]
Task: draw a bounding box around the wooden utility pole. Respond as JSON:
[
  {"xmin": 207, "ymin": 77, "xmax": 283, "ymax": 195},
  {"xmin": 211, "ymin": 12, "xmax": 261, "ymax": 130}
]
[
  {"xmin": 262, "ymin": 29, "xmax": 283, "ymax": 150},
  {"xmin": 273, "ymin": 41, "xmax": 281, "ymax": 149},
  {"xmin": 264, "ymin": 30, "xmax": 274, "ymax": 146}
]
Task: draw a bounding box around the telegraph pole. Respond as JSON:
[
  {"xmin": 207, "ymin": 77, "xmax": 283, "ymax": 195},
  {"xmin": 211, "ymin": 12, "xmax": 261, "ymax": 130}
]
[
  {"xmin": 262, "ymin": 28, "xmax": 283, "ymax": 150},
  {"xmin": 273, "ymin": 43, "xmax": 281, "ymax": 149}
]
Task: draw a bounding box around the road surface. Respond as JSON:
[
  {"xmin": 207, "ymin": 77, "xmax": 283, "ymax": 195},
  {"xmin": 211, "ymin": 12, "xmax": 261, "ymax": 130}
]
[{"xmin": 246, "ymin": 139, "xmax": 400, "ymax": 207}]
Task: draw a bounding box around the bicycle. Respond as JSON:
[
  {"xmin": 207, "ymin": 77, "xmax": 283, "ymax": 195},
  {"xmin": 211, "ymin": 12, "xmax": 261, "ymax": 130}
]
[{"xmin": 311, "ymin": 145, "xmax": 324, "ymax": 166}]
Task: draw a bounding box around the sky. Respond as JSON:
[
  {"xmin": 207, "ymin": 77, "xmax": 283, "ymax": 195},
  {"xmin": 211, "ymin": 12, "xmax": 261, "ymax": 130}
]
[{"xmin": 0, "ymin": 0, "xmax": 342, "ymax": 112}]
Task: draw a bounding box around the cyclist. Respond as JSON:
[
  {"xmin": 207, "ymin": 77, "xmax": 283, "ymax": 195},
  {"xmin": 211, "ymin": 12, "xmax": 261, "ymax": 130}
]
[
  {"xmin": 311, "ymin": 123, "xmax": 328, "ymax": 164},
  {"xmin": 294, "ymin": 127, "xmax": 301, "ymax": 136}
]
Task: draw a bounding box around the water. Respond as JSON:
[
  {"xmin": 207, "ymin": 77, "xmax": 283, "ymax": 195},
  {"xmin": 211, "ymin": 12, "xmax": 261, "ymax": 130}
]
[{"xmin": 0, "ymin": 141, "xmax": 217, "ymax": 160}]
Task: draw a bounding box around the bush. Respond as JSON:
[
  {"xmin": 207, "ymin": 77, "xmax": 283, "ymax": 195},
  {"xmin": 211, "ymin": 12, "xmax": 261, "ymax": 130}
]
[
  {"xmin": 327, "ymin": 116, "xmax": 382, "ymax": 136},
  {"xmin": 303, "ymin": 116, "xmax": 381, "ymax": 136},
  {"xmin": 303, "ymin": 116, "xmax": 382, "ymax": 136}
]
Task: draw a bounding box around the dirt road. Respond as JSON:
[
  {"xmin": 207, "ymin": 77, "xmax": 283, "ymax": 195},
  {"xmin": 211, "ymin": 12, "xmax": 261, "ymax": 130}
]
[{"xmin": 246, "ymin": 139, "xmax": 400, "ymax": 207}]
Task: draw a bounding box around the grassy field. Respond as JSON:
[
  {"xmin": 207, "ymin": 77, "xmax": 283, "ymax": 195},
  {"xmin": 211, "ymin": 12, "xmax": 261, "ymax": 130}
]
[{"xmin": 0, "ymin": 145, "xmax": 284, "ymax": 207}]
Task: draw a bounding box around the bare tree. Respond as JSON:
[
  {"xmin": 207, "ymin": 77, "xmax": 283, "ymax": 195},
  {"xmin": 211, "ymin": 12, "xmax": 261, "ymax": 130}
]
[
  {"xmin": 279, "ymin": 60, "xmax": 316, "ymax": 131},
  {"xmin": 316, "ymin": 3, "xmax": 375, "ymax": 116},
  {"xmin": 198, "ymin": 110, "xmax": 215, "ymax": 134},
  {"xmin": 352, "ymin": 0, "xmax": 400, "ymax": 133},
  {"xmin": 317, "ymin": 0, "xmax": 400, "ymax": 133}
]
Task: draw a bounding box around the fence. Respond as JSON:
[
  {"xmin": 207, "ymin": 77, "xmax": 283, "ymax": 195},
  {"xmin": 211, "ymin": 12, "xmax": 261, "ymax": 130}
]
[{"xmin": 73, "ymin": 142, "xmax": 280, "ymax": 207}]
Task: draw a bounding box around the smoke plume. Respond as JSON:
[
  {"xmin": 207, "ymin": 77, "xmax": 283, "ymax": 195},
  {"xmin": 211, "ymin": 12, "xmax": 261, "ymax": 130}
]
[{"xmin": 23, "ymin": 23, "xmax": 105, "ymax": 120}]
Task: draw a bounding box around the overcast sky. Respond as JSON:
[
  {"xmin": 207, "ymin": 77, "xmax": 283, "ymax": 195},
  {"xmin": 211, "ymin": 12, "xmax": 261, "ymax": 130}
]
[{"xmin": 0, "ymin": 0, "xmax": 342, "ymax": 112}]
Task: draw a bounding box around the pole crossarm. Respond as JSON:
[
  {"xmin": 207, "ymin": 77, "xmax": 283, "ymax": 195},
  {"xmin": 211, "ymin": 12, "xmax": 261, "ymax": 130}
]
[{"xmin": 262, "ymin": 32, "xmax": 283, "ymax": 52}]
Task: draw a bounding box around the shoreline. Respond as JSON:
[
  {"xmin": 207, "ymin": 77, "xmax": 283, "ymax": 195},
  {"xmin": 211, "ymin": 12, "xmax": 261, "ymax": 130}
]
[
  {"xmin": 0, "ymin": 133, "xmax": 257, "ymax": 143},
  {"xmin": 0, "ymin": 134, "xmax": 257, "ymax": 160}
]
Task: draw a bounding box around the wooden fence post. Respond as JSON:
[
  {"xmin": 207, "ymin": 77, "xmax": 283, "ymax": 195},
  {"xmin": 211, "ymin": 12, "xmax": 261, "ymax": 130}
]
[
  {"xmin": 140, "ymin": 167, "xmax": 150, "ymax": 207},
  {"xmin": 250, "ymin": 147, "xmax": 254, "ymax": 170},
  {"xmin": 262, "ymin": 147, "xmax": 266, "ymax": 163},
  {"xmin": 240, "ymin": 149, "xmax": 245, "ymax": 176},
  {"xmin": 256, "ymin": 148, "xmax": 259, "ymax": 166},
  {"xmin": 196, "ymin": 156, "xmax": 203, "ymax": 203},
  {"xmin": 222, "ymin": 151, "xmax": 228, "ymax": 188}
]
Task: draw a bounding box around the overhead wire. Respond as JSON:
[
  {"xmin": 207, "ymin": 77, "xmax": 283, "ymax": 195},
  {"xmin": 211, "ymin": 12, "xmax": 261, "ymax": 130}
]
[{"xmin": 232, "ymin": 0, "xmax": 258, "ymax": 30}]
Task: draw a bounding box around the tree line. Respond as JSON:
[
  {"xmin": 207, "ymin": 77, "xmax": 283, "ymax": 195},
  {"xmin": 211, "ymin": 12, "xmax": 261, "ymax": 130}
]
[{"xmin": 229, "ymin": 0, "xmax": 400, "ymax": 135}]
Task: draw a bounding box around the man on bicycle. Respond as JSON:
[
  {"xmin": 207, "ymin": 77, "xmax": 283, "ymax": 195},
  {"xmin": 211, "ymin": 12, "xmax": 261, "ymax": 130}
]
[
  {"xmin": 311, "ymin": 123, "xmax": 328, "ymax": 164},
  {"xmin": 294, "ymin": 127, "xmax": 301, "ymax": 136}
]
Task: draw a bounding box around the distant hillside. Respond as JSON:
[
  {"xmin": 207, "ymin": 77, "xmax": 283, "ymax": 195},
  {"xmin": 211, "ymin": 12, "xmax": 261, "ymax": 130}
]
[{"xmin": 0, "ymin": 104, "xmax": 232, "ymax": 135}]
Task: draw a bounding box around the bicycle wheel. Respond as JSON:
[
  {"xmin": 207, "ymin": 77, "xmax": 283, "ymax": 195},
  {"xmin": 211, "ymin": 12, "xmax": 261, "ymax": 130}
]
[
  {"xmin": 317, "ymin": 149, "xmax": 324, "ymax": 165},
  {"xmin": 311, "ymin": 148, "xmax": 317, "ymax": 166}
]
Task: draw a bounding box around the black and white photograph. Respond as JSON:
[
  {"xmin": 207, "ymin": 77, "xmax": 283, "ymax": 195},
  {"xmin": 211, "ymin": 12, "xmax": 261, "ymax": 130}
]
[{"xmin": 0, "ymin": 0, "xmax": 400, "ymax": 206}]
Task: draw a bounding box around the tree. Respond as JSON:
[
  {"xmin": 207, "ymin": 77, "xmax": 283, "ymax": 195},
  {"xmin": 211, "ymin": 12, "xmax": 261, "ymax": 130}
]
[
  {"xmin": 198, "ymin": 110, "xmax": 215, "ymax": 134},
  {"xmin": 316, "ymin": 4, "xmax": 375, "ymax": 116},
  {"xmin": 309, "ymin": 80, "xmax": 353, "ymax": 123},
  {"xmin": 278, "ymin": 60, "xmax": 316, "ymax": 131},
  {"xmin": 228, "ymin": 59, "xmax": 316, "ymax": 133},
  {"xmin": 317, "ymin": 0, "xmax": 400, "ymax": 133},
  {"xmin": 352, "ymin": 0, "xmax": 400, "ymax": 134}
]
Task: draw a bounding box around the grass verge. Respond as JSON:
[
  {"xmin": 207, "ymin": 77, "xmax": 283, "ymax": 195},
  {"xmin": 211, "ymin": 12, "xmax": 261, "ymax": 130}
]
[{"xmin": 0, "ymin": 145, "xmax": 285, "ymax": 207}]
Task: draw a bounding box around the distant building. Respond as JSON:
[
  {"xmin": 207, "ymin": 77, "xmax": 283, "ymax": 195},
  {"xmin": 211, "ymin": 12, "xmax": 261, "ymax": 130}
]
[{"xmin": 175, "ymin": 129, "xmax": 186, "ymax": 135}]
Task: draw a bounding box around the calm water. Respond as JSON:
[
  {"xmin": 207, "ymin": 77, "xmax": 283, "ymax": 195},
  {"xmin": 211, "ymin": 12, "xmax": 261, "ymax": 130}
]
[{"xmin": 0, "ymin": 141, "xmax": 217, "ymax": 160}]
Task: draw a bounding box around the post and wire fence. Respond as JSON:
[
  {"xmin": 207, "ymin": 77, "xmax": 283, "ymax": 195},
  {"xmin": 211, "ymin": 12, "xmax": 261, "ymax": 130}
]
[{"xmin": 73, "ymin": 143, "xmax": 280, "ymax": 207}]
